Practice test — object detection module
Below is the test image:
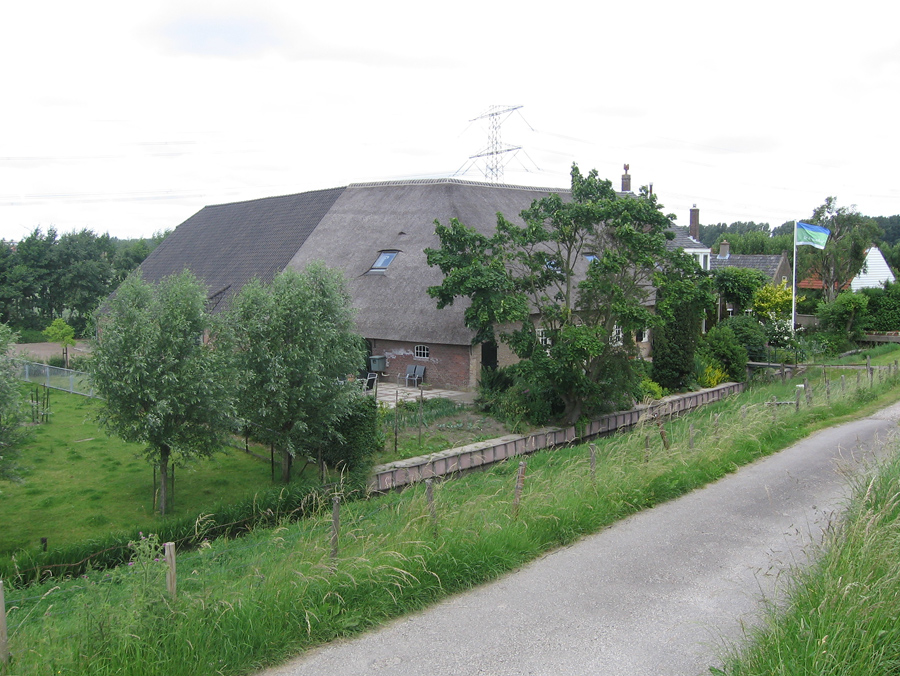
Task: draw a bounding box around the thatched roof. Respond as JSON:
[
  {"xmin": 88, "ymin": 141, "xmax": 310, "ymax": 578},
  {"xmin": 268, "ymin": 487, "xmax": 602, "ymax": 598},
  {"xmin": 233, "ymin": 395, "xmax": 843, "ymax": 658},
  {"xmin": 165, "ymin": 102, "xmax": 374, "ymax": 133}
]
[
  {"xmin": 137, "ymin": 187, "xmax": 346, "ymax": 311},
  {"xmin": 136, "ymin": 178, "xmax": 568, "ymax": 346},
  {"xmin": 288, "ymin": 179, "xmax": 569, "ymax": 345}
]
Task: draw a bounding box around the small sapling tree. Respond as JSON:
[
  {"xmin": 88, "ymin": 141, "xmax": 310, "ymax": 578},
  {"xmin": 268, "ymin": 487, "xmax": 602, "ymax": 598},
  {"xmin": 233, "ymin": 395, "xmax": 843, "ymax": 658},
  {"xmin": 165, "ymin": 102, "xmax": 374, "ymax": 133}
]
[
  {"xmin": 0, "ymin": 323, "xmax": 25, "ymax": 485},
  {"xmin": 90, "ymin": 271, "xmax": 236, "ymax": 515},
  {"xmin": 43, "ymin": 317, "xmax": 76, "ymax": 368}
]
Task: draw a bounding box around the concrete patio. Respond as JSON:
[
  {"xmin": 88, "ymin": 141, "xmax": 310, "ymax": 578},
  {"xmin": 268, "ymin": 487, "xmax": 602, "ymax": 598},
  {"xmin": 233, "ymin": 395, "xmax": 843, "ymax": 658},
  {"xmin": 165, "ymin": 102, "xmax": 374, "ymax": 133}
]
[{"xmin": 366, "ymin": 380, "xmax": 476, "ymax": 408}]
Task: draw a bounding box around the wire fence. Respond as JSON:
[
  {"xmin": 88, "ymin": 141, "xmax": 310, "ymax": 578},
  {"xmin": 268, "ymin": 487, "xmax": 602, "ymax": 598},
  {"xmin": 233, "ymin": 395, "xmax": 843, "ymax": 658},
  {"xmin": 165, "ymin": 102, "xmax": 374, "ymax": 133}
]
[{"xmin": 14, "ymin": 360, "xmax": 95, "ymax": 397}]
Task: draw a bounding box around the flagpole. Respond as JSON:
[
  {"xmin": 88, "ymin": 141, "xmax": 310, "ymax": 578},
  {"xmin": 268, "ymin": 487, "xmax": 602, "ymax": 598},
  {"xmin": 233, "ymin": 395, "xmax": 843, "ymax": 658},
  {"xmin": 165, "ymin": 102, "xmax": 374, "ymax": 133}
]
[{"xmin": 792, "ymin": 220, "xmax": 798, "ymax": 335}]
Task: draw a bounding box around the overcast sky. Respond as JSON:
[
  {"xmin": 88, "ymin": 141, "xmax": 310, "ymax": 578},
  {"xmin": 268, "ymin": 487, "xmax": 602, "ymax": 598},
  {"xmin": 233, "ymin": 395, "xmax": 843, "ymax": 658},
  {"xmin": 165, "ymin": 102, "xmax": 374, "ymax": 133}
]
[{"xmin": 2, "ymin": 1, "xmax": 898, "ymax": 242}]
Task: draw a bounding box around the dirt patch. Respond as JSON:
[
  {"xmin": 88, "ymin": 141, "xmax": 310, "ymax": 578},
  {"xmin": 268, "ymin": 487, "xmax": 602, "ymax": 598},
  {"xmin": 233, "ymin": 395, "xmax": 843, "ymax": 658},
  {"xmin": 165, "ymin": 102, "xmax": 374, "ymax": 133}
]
[{"xmin": 10, "ymin": 341, "xmax": 91, "ymax": 362}]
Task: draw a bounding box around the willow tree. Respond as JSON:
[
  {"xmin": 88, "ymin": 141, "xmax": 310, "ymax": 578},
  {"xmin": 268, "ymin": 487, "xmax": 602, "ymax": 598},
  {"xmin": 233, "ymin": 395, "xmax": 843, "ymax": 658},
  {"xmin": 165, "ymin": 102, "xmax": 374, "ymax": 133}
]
[
  {"xmin": 229, "ymin": 264, "xmax": 365, "ymax": 483},
  {"xmin": 90, "ymin": 271, "xmax": 235, "ymax": 515}
]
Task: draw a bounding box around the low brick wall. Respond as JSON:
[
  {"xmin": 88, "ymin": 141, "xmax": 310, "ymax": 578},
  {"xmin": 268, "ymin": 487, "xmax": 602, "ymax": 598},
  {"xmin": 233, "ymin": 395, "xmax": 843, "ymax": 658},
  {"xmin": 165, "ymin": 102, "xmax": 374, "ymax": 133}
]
[{"xmin": 371, "ymin": 382, "xmax": 744, "ymax": 491}]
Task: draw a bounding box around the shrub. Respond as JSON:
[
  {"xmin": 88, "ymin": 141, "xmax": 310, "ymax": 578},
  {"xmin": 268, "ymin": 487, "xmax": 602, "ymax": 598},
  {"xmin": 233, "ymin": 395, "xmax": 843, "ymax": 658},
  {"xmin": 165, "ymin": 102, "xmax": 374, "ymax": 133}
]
[
  {"xmin": 699, "ymin": 324, "xmax": 747, "ymax": 382},
  {"xmin": 321, "ymin": 394, "xmax": 383, "ymax": 489},
  {"xmin": 817, "ymin": 291, "xmax": 869, "ymax": 340},
  {"xmin": 47, "ymin": 355, "xmax": 66, "ymax": 368},
  {"xmin": 719, "ymin": 315, "xmax": 767, "ymax": 361},
  {"xmin": 638, "ymin": 378, "xmax": 665, "ymax": 400}
]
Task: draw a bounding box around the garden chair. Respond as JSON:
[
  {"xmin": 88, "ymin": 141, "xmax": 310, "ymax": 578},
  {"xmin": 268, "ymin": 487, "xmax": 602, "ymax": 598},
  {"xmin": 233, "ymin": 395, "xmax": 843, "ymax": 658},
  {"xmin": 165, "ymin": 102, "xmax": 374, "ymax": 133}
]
[{"xmin": 398, "ymin": 364, "xmax": 425, "ymax": 387}]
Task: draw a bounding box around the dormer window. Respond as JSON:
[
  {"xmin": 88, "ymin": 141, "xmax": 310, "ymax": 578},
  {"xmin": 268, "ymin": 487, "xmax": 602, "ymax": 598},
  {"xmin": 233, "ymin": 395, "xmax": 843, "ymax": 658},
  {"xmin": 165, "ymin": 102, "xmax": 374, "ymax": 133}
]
[
  {"xmin": 368, "ymin": 250, "xmax": 399, "ymax": 274},
  {"xmin": 585, "ymin": 254, "xmax": 598, "ymax": 263}
]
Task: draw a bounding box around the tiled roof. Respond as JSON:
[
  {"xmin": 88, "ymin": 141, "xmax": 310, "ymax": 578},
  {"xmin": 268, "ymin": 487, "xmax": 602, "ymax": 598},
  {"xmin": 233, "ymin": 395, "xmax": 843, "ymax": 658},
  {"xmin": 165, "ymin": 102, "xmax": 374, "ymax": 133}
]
[{"xmin": 709, "ymin": 254, "xmax": 783, "ymax": 277}]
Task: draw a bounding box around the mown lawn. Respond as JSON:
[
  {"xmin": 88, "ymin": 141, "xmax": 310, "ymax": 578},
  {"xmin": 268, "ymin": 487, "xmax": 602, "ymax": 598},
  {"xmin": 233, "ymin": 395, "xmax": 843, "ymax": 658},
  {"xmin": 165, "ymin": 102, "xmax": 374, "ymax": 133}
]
[{"xmin": 0, "ymin": 387, "xmax": 298, "ymax": 556}]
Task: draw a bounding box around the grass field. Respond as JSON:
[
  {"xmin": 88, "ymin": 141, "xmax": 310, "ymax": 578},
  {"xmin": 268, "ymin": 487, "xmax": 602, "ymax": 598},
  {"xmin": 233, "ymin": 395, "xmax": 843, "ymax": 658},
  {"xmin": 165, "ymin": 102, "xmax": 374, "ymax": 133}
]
[{"xmin": 0, "ymin": 387, "xmax": 309, "ymax": 556}]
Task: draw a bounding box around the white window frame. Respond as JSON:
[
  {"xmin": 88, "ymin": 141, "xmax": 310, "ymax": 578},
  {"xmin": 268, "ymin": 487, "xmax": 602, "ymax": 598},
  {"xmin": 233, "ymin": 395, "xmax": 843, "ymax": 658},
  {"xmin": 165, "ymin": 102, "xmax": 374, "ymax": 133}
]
[
  {"xmin": 414, "ymin": 344, "xmax": 430, "ymax": 359},
  {"xmin": 610, "ymin": 324, "xmax": 623, "ymax": 346},
  {"xmin": 368, "ymin": 250, "xmax": 399, "ymax": 273}
]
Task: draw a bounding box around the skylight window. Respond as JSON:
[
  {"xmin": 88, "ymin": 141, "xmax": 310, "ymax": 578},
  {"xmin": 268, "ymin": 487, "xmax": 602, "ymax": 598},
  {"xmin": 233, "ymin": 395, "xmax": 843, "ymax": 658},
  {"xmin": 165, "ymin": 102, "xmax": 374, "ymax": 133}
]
[{"xmin": 368, "ymin": 250, "xmax": 398, "ymax": 273}]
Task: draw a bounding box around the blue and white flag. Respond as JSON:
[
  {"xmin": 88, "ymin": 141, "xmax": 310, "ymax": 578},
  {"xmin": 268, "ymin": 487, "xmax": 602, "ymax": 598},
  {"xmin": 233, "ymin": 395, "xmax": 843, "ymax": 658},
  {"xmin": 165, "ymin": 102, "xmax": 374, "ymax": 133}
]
[{"xmin": 796, "ymin": 221, "xmax": 830, "ymax": 249}]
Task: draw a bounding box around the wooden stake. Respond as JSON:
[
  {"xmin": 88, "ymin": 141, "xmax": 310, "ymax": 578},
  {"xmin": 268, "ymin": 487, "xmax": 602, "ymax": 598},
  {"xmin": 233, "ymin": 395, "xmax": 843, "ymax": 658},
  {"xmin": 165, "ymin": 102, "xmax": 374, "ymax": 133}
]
[
  {"xmin": 841, "ymin": 374, "xmax": 845, "ymax": 394},
  {"xmin": 330, "ymin": 495, "xmax": 340, "ymax": 559},
  {"xmin": 425, "ymin": 479, "xmax": 438, "ymax": 537},
  {"xmin": 688, "ymin": 423, "xmax": 695, "ymax": 450},
  {"xmin": 657, "ymin": 422, "xmax": 670, "ymax": 450},
  {"xmin": 644, "ymin": 434, "xmax": 651, "ymax": 462},
  {"xmin": 804, "ymin": 378, "xmax": 812, "ymax": 406},
  {"xmin": 512, "ymin": 461, "xmax": 526, "ymax": 517},
  {"xmin": 589, "ymin": 443, "xmax": 597, "ymax": 483},
  {"xmin": 825, "ymin": 378, "xmax": 830, "ymax": 404},
  {"xmin": 795, "ymin": 387, "xmax": 801, "ymax": 413},
  {"xmin": 771, "ymin": 395, "xmax": 777, "ymax": 424},
  {"xmin": 164, "ymin": 542, "xmax": 176, "ymax": 600},
  {"xmin": 0, "ymin": 579, "xmax": 8, "ymax": 666}
]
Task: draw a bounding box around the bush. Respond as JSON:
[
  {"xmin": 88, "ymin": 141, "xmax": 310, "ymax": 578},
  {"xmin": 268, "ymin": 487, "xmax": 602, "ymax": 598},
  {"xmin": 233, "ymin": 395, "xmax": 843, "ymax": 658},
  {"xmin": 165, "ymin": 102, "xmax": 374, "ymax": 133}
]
[
  {"xmin": 47, "ymin": 355, "xmax": 66, "ymax": 368},
  {"xmin": 720, "ymin": 315, "xmax": 767, "ymax": 361},
  {"xmin": 861, "ymin": 282, "xmax": 900, "ymax": 332},
  {"xmin": 638, "ymin": 378, "xmax": 666, "ymax": 400},
  {"xmin": 321, "ymin": 394, "xmax": 383, "ymax": 489},
  {"xmin": 699, "ymin": 324, "xmax": 747, "ymax": 382},
  {"xmin": 817, "ymin": 291, "xmax": 869, "ymax": 340}
]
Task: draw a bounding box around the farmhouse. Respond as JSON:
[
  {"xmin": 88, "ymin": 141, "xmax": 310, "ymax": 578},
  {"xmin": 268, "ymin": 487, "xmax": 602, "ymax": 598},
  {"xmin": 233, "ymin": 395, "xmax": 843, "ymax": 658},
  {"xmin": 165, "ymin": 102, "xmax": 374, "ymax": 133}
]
[
  {"xmin": 135, "ymin": 171, "xmax": 703, "ymax": 391},
  {"xmin": 138, "ymin": 178, "xmax": 574, "ymax": 390}
]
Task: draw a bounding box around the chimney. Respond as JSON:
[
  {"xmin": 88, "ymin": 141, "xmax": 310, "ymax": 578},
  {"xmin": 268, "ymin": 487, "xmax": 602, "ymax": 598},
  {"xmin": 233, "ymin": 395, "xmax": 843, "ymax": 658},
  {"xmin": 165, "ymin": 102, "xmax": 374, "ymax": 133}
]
[
  {"xmin": 621, "ymin": 164, "xmax": 631, "ymax": 192},
  {"xmin": 689, "ymin": 204, "xmax": 700, "ymax": 240},
  {"xmin": 718, "ymin": 239, "xmax": 730, "ymax": 259}
]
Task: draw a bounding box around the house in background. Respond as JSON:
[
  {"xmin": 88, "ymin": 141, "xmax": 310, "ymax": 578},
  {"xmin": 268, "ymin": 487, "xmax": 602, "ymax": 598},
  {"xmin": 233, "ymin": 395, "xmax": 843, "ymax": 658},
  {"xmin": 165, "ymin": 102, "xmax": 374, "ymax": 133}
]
[
  {"xmin": 797, "ymin": 247, "xmax": 894, "ymax": 296},
  {"xmin": 709, "ymin": 239, "xmax": 793, "ymax": 319},
  {"xmin": 850, "ymin": 247, "xmax": 896, "ymax": 291}
]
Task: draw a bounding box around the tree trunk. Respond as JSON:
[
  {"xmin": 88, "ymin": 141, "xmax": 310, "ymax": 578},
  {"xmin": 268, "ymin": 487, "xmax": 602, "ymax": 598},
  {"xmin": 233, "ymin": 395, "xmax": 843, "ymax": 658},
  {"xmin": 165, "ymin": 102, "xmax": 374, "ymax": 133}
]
[
  {"xmin": 159, "ymin": 445, "xmax": 170, "ymax": 516},
  {"xmin": 281, "ymin": 448, "xmax": 292, "ymax": 483}
]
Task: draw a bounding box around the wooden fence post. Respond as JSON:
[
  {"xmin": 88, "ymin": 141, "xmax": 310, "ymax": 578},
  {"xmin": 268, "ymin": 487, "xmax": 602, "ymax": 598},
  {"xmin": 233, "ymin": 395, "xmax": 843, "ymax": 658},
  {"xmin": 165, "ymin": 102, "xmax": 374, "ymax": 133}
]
[
  {"xmin": 513, "ymin": 461, "xmax": 526, "ymax": 517},
  {"xmin": 164, "ymin": 542, "xmax": 176, "ymax": 600},
  {"xmin": 425, "ymin": 479, "xmax": 438, "ymax": 538},
  {"xmin": 795, "ymin": 386, "xmax": 801, "ymax": 413},
  {"xmin": 688, "ymin": 424, "xmax": 695, "ymax": 450},
  {"xmin": 804, "ymin": 378, "xmax": 812, "ymax": 406},
  {"xmin": 657, "ymin": 422, "xmax": 670, "ymax": 450},
  {"xmin": 589, "ymin": 444, "xmax": 597, "ymax": 483},
  {"xmin": 330, "ymin": 495, "xmax": 340, "ymax": 559},
  {"xmin": 841, "ymin": 374, "xmax": 845, "ymax": 394},
  {"xmin": 0, "ymin": 579, "xmax": 8, "ymax": 667},
  {"xmin": 825, "ymin": 378, "xmax": 830, "ymax": 404}
]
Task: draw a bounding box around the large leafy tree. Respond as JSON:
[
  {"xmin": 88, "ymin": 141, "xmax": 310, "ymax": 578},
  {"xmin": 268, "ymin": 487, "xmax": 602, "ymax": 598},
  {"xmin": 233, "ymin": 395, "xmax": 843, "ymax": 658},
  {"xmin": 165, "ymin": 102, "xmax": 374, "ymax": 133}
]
[
  {"xmin": 90, "ymin": 271, "xmax": 236, "ymax": 515},
  {"xmin": 800, "ymin": 197, "xmax": 881, "ymax": 303},
  {"xmin": 426, "ymin": 164, "xmax": 683, "ymax": 424},
  {"xmin": 229, "ymin": 264, "xmax": 365, "ymax": 483}
]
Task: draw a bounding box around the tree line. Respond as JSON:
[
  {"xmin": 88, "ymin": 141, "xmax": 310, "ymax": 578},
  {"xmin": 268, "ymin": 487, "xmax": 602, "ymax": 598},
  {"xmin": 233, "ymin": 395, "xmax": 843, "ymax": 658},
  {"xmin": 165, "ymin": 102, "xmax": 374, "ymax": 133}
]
[{"xmin": 0, "ymin": 228, "xmax": 167, "ymax": 336}]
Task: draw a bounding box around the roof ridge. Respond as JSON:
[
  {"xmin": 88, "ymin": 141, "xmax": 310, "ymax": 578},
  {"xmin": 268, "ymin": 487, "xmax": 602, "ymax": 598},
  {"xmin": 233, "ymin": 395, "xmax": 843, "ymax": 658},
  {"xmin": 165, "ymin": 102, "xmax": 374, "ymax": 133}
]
[{"xmin": 347, "ymin": 177, "xmax": 570, "ymax": 193}]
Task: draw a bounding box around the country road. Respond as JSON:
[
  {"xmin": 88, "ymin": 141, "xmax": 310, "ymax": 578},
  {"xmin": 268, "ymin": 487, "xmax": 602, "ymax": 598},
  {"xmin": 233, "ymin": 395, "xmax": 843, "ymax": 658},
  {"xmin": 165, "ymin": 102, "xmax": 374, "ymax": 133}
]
[{"xmin": 258, "ymin": 402, "xmax": 900, "ymax": 676}]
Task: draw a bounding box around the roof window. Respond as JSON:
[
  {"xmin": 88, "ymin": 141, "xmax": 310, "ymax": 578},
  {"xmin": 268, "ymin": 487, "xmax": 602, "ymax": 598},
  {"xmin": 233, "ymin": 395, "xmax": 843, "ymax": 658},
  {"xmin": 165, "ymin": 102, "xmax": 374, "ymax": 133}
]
[{"xmin": 368, "ymin": 250, "xmax": 399, "ymax": 274}]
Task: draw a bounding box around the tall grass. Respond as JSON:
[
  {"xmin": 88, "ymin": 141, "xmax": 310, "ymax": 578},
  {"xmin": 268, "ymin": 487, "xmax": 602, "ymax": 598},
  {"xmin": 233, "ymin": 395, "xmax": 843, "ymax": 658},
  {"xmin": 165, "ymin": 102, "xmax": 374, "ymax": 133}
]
[
  {"xmin": 716, "ymin": 447, "xmax": 900, "ymax": 675},
  {"xmin": 3, "ymin": 359, "xmax": 900, "ymax": 675}
]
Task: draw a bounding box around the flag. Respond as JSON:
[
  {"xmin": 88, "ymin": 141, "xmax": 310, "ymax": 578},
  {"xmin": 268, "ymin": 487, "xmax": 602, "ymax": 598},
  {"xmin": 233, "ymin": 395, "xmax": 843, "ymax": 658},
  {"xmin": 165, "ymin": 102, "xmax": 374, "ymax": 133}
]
[{"xmin": 796, "ymin": 221, "xmax": 830, "ymax": 250}]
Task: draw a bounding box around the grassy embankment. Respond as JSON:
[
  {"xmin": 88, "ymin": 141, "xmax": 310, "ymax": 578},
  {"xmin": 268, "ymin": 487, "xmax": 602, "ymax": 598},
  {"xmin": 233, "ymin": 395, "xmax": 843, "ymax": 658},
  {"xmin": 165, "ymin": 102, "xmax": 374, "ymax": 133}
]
[{"xmin": 3, "ymin": 348, "xmax": 900, "ymax": 675}]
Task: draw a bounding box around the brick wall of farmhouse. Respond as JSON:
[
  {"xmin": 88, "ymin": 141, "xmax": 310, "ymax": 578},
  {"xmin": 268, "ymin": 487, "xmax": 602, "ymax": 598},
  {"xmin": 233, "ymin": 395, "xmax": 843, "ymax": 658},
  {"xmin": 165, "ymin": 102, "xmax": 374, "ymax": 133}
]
[{"xmin": 369, "ymin": 339, "xmax": 476, "ymax": 391}]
